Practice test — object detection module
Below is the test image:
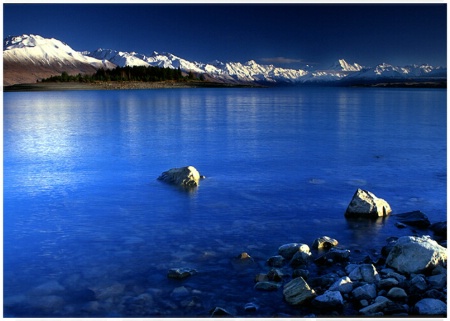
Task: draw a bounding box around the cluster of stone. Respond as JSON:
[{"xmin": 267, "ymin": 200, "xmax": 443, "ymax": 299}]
[
  {"xmin": 161, "ymin": 186, "xmax": 446, "ymax": 317},
  {"xmin": 200, "ymin": 221, "xmax": 446, "ymax": 317},
  {"xmin": 242, "ymin": 234, "xmax": 447, "ymax": 317}
]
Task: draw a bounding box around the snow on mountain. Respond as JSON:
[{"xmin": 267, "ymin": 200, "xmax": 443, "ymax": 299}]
[
  {"xmin": 329, "ymin": 59, "xmax": 364, "ymax": 72},
  {"xmin": 3, "ymin": 34, "xmax": 447, "ymax": 86},
  {"xmin": 4, "ymin": 34, "xmax": 115, "ymax": 70}
]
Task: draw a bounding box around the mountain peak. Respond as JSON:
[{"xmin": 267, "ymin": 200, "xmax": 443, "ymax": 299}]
[{"xmin": 3, "ymin": 34, "xmax": 446, "ymax": 86}]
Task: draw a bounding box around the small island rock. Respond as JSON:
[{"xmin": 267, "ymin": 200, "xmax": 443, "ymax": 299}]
[
  {"xmin": 158, "ymin": 166, "xmax": 203, "ymax": 187},
  {"xmin": 345, "ymin": 188, "xmax": 392, "ymax": 218}
]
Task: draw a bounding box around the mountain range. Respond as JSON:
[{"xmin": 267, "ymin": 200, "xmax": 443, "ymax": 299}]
[{"xmin": 3, "ymin": 34, "xmax": 447, "ymax": 86}]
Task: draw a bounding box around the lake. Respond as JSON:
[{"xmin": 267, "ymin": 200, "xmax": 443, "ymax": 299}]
[{"xmin": 3, "ymin": 86, "xmax": 447, "ymax": 317}]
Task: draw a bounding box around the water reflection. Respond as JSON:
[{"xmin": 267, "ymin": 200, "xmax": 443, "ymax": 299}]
[{"xmin": 345, "ymin": 216, "xmax": 390, "ymax": 244}]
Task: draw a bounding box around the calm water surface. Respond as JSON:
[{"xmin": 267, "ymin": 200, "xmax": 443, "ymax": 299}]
[{"xmin": 3, "ymin": 87, "xmax": 446, "ymax": 317}]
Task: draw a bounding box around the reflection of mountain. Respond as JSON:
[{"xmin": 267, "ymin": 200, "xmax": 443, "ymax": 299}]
[{"xmin": 3, "ymin": 34, "xmax": 447, "ymax": 86}]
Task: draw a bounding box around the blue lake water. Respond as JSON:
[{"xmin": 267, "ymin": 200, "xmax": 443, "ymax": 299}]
[{"xmin": 3, "ymin": 87, "xmax": 447, "ymax": 317}]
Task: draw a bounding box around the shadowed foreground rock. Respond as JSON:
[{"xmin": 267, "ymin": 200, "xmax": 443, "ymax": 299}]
[
  {"xmin": 386, "ymin": 235, "xmax": 447, "ymax": 274},
  {"xmin": 345, "ymin": 188, "xmax": 392, "ymax": 218},
  {"xmin": 158, "ymin": 166, "xmax": 204, "ymax": 187}
]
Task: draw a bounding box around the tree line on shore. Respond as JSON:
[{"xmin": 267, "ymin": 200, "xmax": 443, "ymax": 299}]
[{"xmin": 40, "ymin": 65, "xmax": 202, "ymax": 83}]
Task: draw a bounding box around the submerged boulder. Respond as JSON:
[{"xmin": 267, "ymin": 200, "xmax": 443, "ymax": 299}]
[
  {"xmin": 394, "ymin": 210, "xmax": 431, "ymax": 228},
  {"xmin": 386, "ymin": 235, "xmax": 447, "ymax": 274},
  {"xmin": 283, "ymin": 277, "xmax": 316, "ymax": 305},
  {"xmin": 345, "ymin": 188, "xmax": 392, "ymax": 218},
  {"xmin": 158, "ymin": 166, "xmax": 203, "ymax": 187}
]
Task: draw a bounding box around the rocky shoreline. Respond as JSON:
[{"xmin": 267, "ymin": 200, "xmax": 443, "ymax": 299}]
[
  {"xmin": 158, "ymin": 167, "xmax": 448, "ymax": 317},
  {"xmin": 201, "ymin": 228, "xmax": 447, "ymax": 317}
]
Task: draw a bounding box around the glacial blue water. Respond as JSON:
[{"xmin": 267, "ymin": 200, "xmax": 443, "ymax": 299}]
[{"xmin": 3, "ymin": 87, "xmax": 447, "ymax": 317}]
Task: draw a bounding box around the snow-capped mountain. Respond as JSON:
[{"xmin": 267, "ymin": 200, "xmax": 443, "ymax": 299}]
[
  {"xmin": 3, "ymin": 34, "xmax": 115, "ymax": 85},
  {"xmin": 3, "ymin": 34, "xmax": 446, "ymax": 86}
]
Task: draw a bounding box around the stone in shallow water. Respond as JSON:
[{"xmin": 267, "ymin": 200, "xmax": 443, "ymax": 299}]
[
  {"xmin": 394, "ymin": 210, "xmax": 431, "ymax": 228},
  {"xmin": 314, "ymin": 248, "xmax": 351, "ymax": 265},
  {"xmin": 312, "ymin": 290, "xmax": 344, "ymax": 309},
  {"xmin": 345, "ymin": 188, "xmax": 392, "ymax": 218},
  {"xmin": 210, "ymin": 306, "xmax": 233, "ymax": 317},
  {"xmin": 167, "ymin": 268, "xmax": 197, "ymax": 280},
  {"xmin": 254, "ymin": 281, "xmax": 281, "ymax": 291},
  {"xmin": 244, "ymin": 302, "xmax": 259, "ymax": 312},
  {"xmin": 278, "ymin": 243, "xmax": 310, "ymax": 260},
  {"xmin": 312, "ymin": 236, "xmax": 339, "ymax": 250},
  {"xmin": 267, "ymin": 255, "xmax": 286, "ymax": 267},
  {"xmin": 283, "ymin": 277, "xmax": 316, "ymax": 305},
  {"xmin": 158, "ymin": 166, "xmax": 203, "ymax": 187}
]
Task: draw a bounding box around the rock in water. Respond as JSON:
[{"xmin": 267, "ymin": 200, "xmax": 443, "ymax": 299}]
[
  {"xmin": 394, "ymin": 210, "xmax": 431, "ymax": 228},
  {"xmin": 312, "ymin": 236, "xmax": 339, "ymax": 250},
  {"xmin": 386, "ymin": 235, "xmax": 447, "ymax": 274},
  {"xmin": 158, "ymin": 166, "xmax": 202, "ymax": 187},
  {"xmin": 345, "ymin": 188, "xmax": 392, "ymax": 218},
  {"xmin": 283, "ymin": 277, "xmax": 316, "ymax": 305}
]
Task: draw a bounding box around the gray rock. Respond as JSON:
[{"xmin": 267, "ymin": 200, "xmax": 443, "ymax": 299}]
[
  {"xmin": 312, "ymin": 236, "xmax": 339, "ymax": 250},
  {"xmin": 410, "ymin": 275, "xmax": 428, "ymax": 292},
  {"xmin": 386, "ymin": 235, "xmax": 447, "ymax": 274},
  {"xmin": 312, "ymin": 290, "xmax": 344, "ymax": 309},
  {"xmin": 158, "ymin": 166, "xmax": 202, "ymax": 187},
  {"xmin": 278, "ymin": 243, "xmax": 310, "ymax": 260},
  {"xmin": 348, "ymin": 264, "xmax": 380, "ymax": 283},
  {"xmin": 379, "ymin": 268, "xmax": 407, "ymax": 284},
  {"xmin": 290, "ymin": 250, "xmax": 312, "ymax": 267},
  {"xmin": 314, "ymin": 248, "xmax": 350, "ymax": 265},
  {"xmin": 344, "ymin": 188, "xmax": 392, "ymax": 218},
  {"xmin": 170, "ymin": 286, "xmax": 190, "ymax": 298},
  {"xmin": 414, "ymin": 298, "xmax": 447, "ymax": 315},
  {"xmin": 386, "ymin": 287, "xmax": 408, "ymax": 301},
  {"xmin": 329, "ymin": 276, "xmax": 354, "ymax": 294},
  {"xmin": 231, "ymin": 252, "xmax": 256, "ymax": 269},
  {"xmin": 254, "ymin": 281, "xmax": 281, "ymax": 291},
  {"xmin": 378, "ymin": 277, "xmax": 399, "ymax": 289},
  {"xmin": 244, "ymin": 302, "xmax": 259, "ymax": 312},
  {"xmin": 352, "ymin": 283, "xmax": 377, "ymax": 301},
  {"xmin": 167, "ymin": 268, "xmax": 197, "ymax": 280},
  {"xmin": 267, "ymin": 268, "xmax": 285, "ymax": 282},
  {"xmin": 430, "ymin": 221, "xmax": 447, "ymax": 238},
  {"xmin": 394, "ymin": 210, "xmax": 431, "ymax": 228},
  {"xmin": 267, "ymin": 255, "xmax": 286, "ymax": 267},
  {"xmin": 292, "ymin": 269, "xmax": 309, "ymax": 280},
  {"xmin": 359, "ymin": 296, "xmax": 391, "ymax": 315},
  {"xmin": 210, "ymin": 307, "xmax": 233, "ymax": 317},
  {"xmin": 427, "ymin": 273, "xmax": 447, "ymax": 289},
  {"xmin": 283, "ymin": 277, "xmax": 316, "ymax": 305}
]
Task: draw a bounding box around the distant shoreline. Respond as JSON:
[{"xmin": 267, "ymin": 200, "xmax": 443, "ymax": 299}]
[
  {"xmin": 4, "ymin": 79, "xmax": 446, "ymax": 92},
  {"xmin": 3, "ymin": 80, "xmax": 264, "ymax": 92}
]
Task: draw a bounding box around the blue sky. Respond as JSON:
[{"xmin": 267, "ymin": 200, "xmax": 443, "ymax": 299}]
[{"xmin": 3, "ymin": 3, "xmax": 447, "ymax": 68}]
